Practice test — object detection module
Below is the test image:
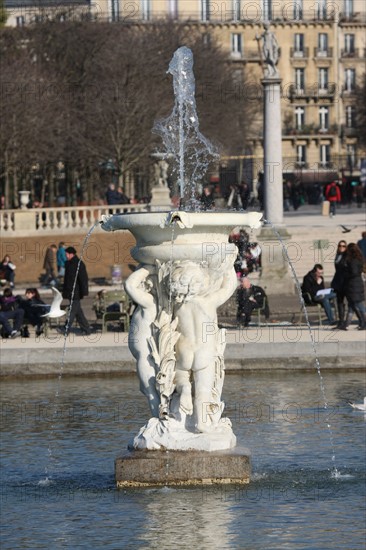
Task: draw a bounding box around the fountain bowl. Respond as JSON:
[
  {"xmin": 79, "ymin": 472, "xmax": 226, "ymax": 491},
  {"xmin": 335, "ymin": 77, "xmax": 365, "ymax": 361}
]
[{"xmin": 101, "ymin": 210, "xmax": 263, "ymax": 264}]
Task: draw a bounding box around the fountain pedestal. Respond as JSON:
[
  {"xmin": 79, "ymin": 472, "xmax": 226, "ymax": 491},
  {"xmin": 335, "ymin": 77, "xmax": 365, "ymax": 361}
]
[{"xmin": 115, "ymin": 448, "xmax": 251, "ymax": 487}]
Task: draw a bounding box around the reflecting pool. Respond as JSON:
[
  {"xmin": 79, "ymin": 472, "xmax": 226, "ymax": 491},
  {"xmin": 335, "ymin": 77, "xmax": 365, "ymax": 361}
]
[{"xmin": 1, "ymin": 371, "xmax": 365, "ymax": 549}]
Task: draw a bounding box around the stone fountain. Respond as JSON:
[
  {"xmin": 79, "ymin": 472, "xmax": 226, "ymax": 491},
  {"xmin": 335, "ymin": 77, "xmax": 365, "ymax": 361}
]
[{"xmin": 101, "ymin": 47, "xmax": 262, "ymax": 486}]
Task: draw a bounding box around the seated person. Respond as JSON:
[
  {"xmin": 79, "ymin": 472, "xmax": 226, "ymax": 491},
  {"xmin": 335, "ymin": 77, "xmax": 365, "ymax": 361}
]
[
  {"xmin": 93, "ymin": 290, "xmax": 121, "ymax": 318},
  {"xmin": 236, "ymin": 276, "xmax": 270, "ymax": 326},
  {"xmin": 301, "ymin": 263, "xmax": 337, "ymax": 324},
  {"xmin": 0, "ymin": 255, "xmax": 16, "ymax": 288},
  {"xmin": 18, "ymin": 288, "xmax": 48, "ymax": 336},
  {"xmin": 0, "ymin": 288, "xmax": 24, "ymax": 338}
]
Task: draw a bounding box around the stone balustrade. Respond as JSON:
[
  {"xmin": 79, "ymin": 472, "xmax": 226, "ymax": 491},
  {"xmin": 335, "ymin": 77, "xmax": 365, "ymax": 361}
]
[{"xmin": 0, "ymin": 203, "xmax": 149, "ymax": 236}]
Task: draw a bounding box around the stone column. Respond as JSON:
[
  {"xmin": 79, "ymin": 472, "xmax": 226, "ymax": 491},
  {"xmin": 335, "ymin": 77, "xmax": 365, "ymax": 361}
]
[
  {"xmin": 262, "ymin": 77, "xmax": 283, "ymax": 225},
  {"xmin": 258, "ymin": 78, "xmax": 294, "ymax": 294}
]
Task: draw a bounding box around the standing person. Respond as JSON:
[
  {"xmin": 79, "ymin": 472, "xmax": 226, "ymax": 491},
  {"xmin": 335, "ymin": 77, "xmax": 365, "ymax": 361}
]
[
  {"xmin": 57, "ymin": 242, "xmax": 67, "ymax": 279},
  {"xmin": 357, "ymin": 231, "xmax": 366, "ymax": 260},
  {"xmin": 117, "ymin": 187, "xmax": 130, "ymax": 204},
  {"xmin": 105, "ymin": 183, "xmax": 120, "ymax": 205},
  {"xmin": 301, "ymin": 264, "xmax": 337, "ymax": 324},
  {"xmin": 0, "ymin": 255, "xmax": 16, "ymax": 288},
  {"xmin": 342, "ymin": 243, "xmax": 365, "ymax": 331},
  {"xmin": 200, "ymin": 186, "xmax": 215, "ymax": 210},
  {"xmin": 331, "ymin": 241, "xmax": 348, "ymax": 328},
  {"xmin": 43, "ymin": 244, "xmax": 57, "ymax": 286},
  {"xmin": 325, "ymin": 181, "xmax": 341, "ymax": 217},
  {"xmin": 236, "ymin": 277, "xmax": 270, "ymax": 327},
  {"xmin": 283, "ymin": 180, "xmax": 292, "ymax": 211},
  {"xmin": 62, "ymin": 247, "xmax": 91, "ymax": 335},
  {"xmin": 239, "ymin": 182, "xmax": 250, "ymax": 210}
]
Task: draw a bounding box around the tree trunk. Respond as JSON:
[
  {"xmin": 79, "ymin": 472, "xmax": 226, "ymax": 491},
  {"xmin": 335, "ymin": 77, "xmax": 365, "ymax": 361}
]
[
  {"xmin": 4, "ymin": 152, "xmax": 10, "ymax": 209},
  {"xmin": 13, "ymin": 165, "xmax": 19, "ymax": 208}
]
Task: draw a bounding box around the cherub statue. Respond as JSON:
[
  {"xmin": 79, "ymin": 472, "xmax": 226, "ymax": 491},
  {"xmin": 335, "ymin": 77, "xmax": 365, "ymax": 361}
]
[
  {"xmin": 125, "ymin": 265, "xmax": 160, "ymax": 417},
  {"xmin": 166, "ymin": 256, "xmax": 237, "ymax": 432}
]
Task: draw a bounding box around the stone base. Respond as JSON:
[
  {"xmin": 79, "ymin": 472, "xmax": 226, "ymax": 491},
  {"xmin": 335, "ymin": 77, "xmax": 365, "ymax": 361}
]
[
  {"xmin": 115, "ymin": 447, "xmax": 251, "ymax": 487},
  {"xmin": 258, "ymin": 225, "xmax": 295, "ymax": 294},
  {"xmin": 149, "ymin": 185, "xmax": 172, "ymax": 211}
]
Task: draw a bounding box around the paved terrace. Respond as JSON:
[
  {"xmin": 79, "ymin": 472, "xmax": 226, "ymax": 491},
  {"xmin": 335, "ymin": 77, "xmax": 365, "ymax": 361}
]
[{"xmin": 1, "ymin": 205, "xmax": 365, "ymax": 377}]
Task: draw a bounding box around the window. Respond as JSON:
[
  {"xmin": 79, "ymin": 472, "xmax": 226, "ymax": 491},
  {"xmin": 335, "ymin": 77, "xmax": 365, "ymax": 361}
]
[
  {"xmin": 201, "ymin": 0, "xmax": 210, "ymax": 21},
  {"xmin": 344, "ymin": 0, "xmax": 354, "ymax": 18},
  {"xmin": 16, "ymin": 15, "xmax": 25, "ymax": 26},
  {"xmin": 345, "ymin": 105, "xmax": 355, "ymax": 127},
  {"xmin": 293, "ymin": 0, "xmax": 303, "ymax": 20},
  {"xmin": 318, "ymin": 33, "xmax": 328, "ymax": 55},
  {"xmin": 141, "ymin": 0, "xmax": 150, "ymax": 20},
  {"xmin": 295, "ymin": 68, "xmax": 305, "ymax": 92},
  {"xmin": 344, "ymin": 34, "xmax": 355, "ymax": 54},
  {"xmin": 347, "ymin": 144, "xmax": 356, "ymax": 168},
  {"xmin": 294, "ymin": 34, "xmax": 304, "ymax": 55},
  {"xmin": 232, "ymin": 0, "xmax": 241, "ymax": 21},
  {"xmin": 319, "ymin": 106, "xmax": 329, "ymax": 130},
  {"xmin": 231, "ymin": 33, "xmax": 242, "ymax": 57},
  {"xmin": 295, "ymin": 107, "xmax": 305, "ymax": 129},
  {"xmin": 320, "ymin": 144, "xmax": 330, "ymax": 166},
  {"xmin": 318, "ymin": 68, "xmax": 329, "ymax": 92},
  {"xmin": 263, "ymin": 0, "xmax": 272, "ymax": 20},
  {"xmin": 317, "ymin": 0, "xmax": 327, "ymax": 19},
  {"xmin": 297, "ymin": 145, "xmax": 307, "ymax": 165},
  {"xmin": 345, "ymin": 68, "xmax": 356, "ymax": 91},
  {"xmin": 202, "ymin": 33, "xmax": 211, "ymax": 46}
]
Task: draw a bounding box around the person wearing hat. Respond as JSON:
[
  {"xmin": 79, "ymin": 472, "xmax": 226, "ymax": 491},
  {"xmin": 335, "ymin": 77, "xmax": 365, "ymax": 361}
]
[{"xmin": 62, "ymin": 247, "xmax": 91, "ymax": 335}]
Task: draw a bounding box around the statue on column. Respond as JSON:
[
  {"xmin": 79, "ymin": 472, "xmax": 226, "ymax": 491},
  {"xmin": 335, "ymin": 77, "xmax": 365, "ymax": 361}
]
[
  {"xmin": 153, "ymin": 159, "xmax": 169, "ymax": 187},
  {"xmin": 256, "ymin": 24, "xmax": 280, "ymax": 78}
]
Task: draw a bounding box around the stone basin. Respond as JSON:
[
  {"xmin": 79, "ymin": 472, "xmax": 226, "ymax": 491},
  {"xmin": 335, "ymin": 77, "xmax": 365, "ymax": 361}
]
[{"xmin": 101, "ymin": 210, "xmax": 263, "ymax": 264}]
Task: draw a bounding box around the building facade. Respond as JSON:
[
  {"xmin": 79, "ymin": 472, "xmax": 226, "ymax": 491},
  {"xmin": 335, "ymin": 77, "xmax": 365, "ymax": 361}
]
[{"xmin": 5, "ymin": 0, "xmax": 366, "ymax": 189}]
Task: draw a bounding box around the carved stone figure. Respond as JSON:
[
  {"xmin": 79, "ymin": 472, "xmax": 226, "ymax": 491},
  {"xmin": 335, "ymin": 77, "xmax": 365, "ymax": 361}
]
[
  {"xmin": 166, "ymin": 258, "xmax": 237, "ymax": 432},
  {"xmin": 257, "ymin": 24, "xmax": 280, "ymax": 78},
  {"xmin": 101, "ymin": 210, "xmax": 262, "ymax": 451},
  {"xmin": 125, "ymin": 266, "xmax": 160, "ymax": 417}
]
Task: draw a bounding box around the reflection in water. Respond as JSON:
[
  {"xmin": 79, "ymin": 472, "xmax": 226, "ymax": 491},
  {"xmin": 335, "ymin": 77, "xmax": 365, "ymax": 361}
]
[
  {"xmin": 1, "ymin": 372, "xmax": 365, "ymax": 549},
  {"xmin": 140, "ymin": 488, "xmax": 234, "ymax": 548}
]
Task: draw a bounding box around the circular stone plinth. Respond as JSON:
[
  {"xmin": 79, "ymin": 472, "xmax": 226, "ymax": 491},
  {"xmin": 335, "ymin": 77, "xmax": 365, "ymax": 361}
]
[{"xmin": 115, "ymin": 447, "xmax": 251, "ymax": 487}]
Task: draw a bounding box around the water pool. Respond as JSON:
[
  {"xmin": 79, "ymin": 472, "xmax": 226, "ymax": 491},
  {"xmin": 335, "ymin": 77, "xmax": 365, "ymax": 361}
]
[{"xmin": 1, "ymin": 371, "xmax": 365, "ymax": 549}]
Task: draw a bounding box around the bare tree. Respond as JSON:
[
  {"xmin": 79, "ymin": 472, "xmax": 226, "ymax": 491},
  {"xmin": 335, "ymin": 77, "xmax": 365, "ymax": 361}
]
[
  {"xmin": 0, "ymin": 20, "xmax": 259, "ymax": 205},
  {"xmin": 354, "ymin": 73, "xmax": 366, "ymax": 149}
]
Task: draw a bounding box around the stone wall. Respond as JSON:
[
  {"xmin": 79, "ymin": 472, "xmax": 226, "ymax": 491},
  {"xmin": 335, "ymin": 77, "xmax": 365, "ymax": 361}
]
[{"xmin": 0, "ymin": 229, "xmax": 136, "ymax": 284}]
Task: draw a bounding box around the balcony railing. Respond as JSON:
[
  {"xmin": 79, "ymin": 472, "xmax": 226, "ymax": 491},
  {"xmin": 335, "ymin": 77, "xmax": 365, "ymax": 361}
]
[
  {"xmin": 283, "ymin": 124, "xmax": 339, "ymax": 136},
  {"xmin": 341, "ymin": 126, "xmax": 358, "ymax": 137},
  {"xmin": 290, "ymin": 47, "xmax": 309, "ymax": 58},
  {"xmin": 288, "ymin": 84, "xmax": 337, "ymax": 98},
  {"xmin": 339, "ymin": 12, "xmax": 366, "ymax": 24},
  {"xmin": 340, "ymin": 48, "xmax": 365, "ymax": 58},
  {"xmin": 0, "ymin": 203, "xmax": 148, "ymax": 234},
  {"xmin": 314, "ymin": 47, "xmax": 333, "ymax": 58}
]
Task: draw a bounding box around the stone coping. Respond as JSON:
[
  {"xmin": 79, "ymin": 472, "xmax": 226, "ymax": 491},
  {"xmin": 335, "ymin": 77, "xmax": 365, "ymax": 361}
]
[{"xmin": 1, "ymin": 327, "xmax": 365, "ymax": 378}]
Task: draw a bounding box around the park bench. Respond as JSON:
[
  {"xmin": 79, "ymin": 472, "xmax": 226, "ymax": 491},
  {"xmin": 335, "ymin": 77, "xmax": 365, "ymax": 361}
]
[{"xmin": 93, "ymin": 289, "xmax": 131, "ymax": 333}]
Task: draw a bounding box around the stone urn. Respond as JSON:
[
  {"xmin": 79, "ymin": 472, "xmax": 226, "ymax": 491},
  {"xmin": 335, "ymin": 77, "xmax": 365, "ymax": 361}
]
[{"xmin": 18, "ymin": 190, "xmax": 30, "ymax": 210}]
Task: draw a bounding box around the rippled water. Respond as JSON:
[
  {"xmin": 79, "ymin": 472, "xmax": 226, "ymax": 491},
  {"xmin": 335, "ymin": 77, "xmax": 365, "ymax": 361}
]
[{"xmin": 1, "ymin": 371, "xmax": 365, "ymax": 549}]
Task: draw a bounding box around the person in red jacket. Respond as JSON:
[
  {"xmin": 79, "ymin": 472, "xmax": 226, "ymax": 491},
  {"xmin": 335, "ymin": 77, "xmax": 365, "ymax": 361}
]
[{"xmin": 325, "ymin": 181, "xmax": 341, "ymax": 217}]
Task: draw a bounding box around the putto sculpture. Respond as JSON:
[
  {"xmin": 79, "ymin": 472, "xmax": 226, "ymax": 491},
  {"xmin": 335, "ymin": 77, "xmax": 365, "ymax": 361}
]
[{"xmin": 102, "ymin": 210, "xmax": 261, "ymax": 451}]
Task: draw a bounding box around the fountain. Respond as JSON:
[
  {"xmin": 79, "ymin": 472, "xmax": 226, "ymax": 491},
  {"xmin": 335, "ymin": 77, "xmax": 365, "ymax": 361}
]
[{"xmin": 101, "ymin": 47, "xmax": 262, "ymax": 486}]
